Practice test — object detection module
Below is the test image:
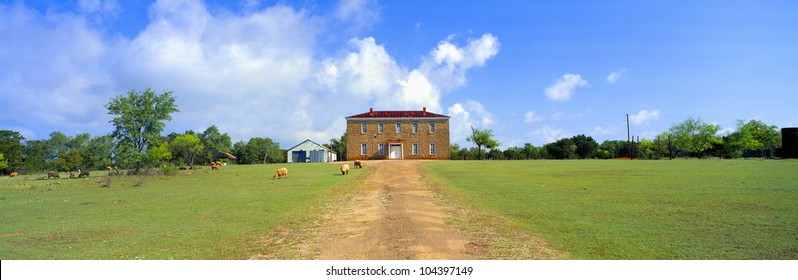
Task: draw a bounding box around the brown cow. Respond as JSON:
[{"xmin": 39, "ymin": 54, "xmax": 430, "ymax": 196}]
[
  {"xmin": 47, "ymin": 171, "xmax": 60, "ymax": 179},
  {"xmin": 9, "ymin": 172, "xmax": 19, "ymax": 177}
]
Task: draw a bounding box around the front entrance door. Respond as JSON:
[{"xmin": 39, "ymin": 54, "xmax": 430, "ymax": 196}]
[{"xmin": 389, "ymin": 144, "xmax": 402, "ymax": 159}]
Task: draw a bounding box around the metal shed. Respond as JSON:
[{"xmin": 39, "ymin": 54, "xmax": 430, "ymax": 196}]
[{"xmin": 285, "ymin": 139, "xmax": 337, "ymax": 163}]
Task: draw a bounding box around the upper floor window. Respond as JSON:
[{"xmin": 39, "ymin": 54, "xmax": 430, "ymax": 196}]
[
  {"xmin": 412, "ymin": 122, "xmax": 418, "ymax": 133},
  {"xmin": 396, "ymin": 122, "xmax": 401, "ymax": 133},
  {"xmin": 361, "ymin": 122, "xmax": 367, "ymax": 134},
  {"xmin": 429, "ymin": 122, "xmax": 435, "ymax": 133},
  {"xmin": 378, "ymin": 122, "xmax": 384, "ymax": 133}
]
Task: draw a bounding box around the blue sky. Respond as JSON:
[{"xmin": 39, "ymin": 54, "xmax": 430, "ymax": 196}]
[{"xmin": 2, "ymin": 0, "xmax": 797, "ymax": 149}]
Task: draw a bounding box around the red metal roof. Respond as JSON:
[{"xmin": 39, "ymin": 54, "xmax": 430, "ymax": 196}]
[{"xmin": 346, "ymin": 108, "xmax": 449, "ymax": 119}]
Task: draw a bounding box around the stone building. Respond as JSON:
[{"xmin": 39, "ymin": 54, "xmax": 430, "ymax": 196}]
[{"xmin": 345, "ymin": 107, "xmax": 450, "ymax": 160}]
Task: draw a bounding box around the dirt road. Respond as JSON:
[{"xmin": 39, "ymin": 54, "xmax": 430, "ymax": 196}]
[{"xmin": 317, "ymin": 160, "xmax": 478, "ymax": 259}]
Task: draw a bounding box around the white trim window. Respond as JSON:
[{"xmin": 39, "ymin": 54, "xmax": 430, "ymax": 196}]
[
  {"xmin": 430, "ymin": 143, "xmax": 436, "ymax": 155},
  {"xmin": 395, "ymin": 122, "xmax": 401, "ymax": 133},
  {"xmin": 361, "ymin": 143, "xmax": 367, "ymax": 155},
  {"xmin": 378, "ymin": 143, "xmax": 385, "ymax": 155},
  {"xmin": 429, "ymin": 122, "xmax": 435, "ymax": 133},
  {"xmin": 378, "ymin": 122, "xmax": 384, "ymax": 134},
  {"xmin": 361, "ymin": 122, "xmax": 367, "ymax": 134},
  {"xmin": 412, "ymin": 143, "xmax": 419, "ymax": 155},
  {"xmin": 412, "ymin": 122, "xmax": 418, "ymax": 133}
]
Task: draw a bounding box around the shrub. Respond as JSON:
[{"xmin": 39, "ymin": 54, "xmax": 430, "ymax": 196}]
[{"xmin": 161, "ymin": 163, "xmax": 179, "ymax": 176}]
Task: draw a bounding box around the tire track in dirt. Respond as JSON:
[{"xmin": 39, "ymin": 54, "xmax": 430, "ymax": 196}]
[{"xmin": 317, "ymin": 160, "xmax": 479, "ymax": 259}]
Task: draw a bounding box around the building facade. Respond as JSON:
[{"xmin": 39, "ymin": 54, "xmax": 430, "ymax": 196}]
[
  {"xmin": 286, "ymin": 139, "xmax": 337, "ymax": 163},
  {"xmin": 345, "ymin": 108, "xmax": 450, "ymax": 160}
]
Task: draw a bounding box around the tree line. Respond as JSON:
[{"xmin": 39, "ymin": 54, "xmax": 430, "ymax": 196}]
[
  {"xmin": 0, "ymin": 89, "xmax": 285, "ymax": 175},
  {"xmin": 454, "ymin": 117, "xmax": 782, "ymax": 160}
]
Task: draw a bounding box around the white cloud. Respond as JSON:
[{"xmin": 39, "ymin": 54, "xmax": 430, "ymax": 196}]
[
  {"xmin": 544, "ymin": 73, "xmax": 587, "ymax": 101},
  {"xmin": 593, "ymin": 126, "xmax": 617, "ymax": 135},
  {"xmin": 530, "ymin": 125, "xmax": 566, "ymax": 144},
  {"xmin": 334, "ymin": 0, "xmax": 380, "ymax": 33},
  {"xmin": 448, "ymin": 100, "xmax": 496, "ymax": 146},
  {"xmin": 524, "ymin": 111, "xmax": 543, "ymax": 123},
  {"xmin": 607, "ymin": 68, "xmax": 626, "ymax": 84},
  {"xmin": 629, "ymin": 109, "xmax": 661, "ymax": 126},
  {"xmin": 1, "ymin": 1, "xmax": 498, "ymax": 148}
]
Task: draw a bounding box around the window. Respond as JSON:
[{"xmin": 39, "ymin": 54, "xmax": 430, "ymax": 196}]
[
  {"xmin": 429, "ymin": 122, "xmax": 435, "ymax": 133},
  {"xmin": 378, "ymin": 122, "xmax": 384, "ymax": 133},
  {"xmin": 361, "ymin": 143, "xmax": 367, "ymax": 155},
  {"xmin": 378, "ymin": 143, "xmax": 385, "ymax": 155},
  {"xmin": 430, "ymin": 143, "xmax": 436, "ymax": 155},
  {"xmin": 361, "ymin": 122, "xmax": 367, "ymax": 134},
  {"xmin": 412, "ymin": 143, "xmax": 419, "ymax": 155},
  {"xmin": 412, "ymin": 122, "xmax": 418, "ymax": 133},
  {"xmin": 396, "ymin": 122, "xmax": 401, "ymax": 133}
]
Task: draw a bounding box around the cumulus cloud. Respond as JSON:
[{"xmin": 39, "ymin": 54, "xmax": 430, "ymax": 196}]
[
  {"xmin": 629, "ymin": 109, "xmax": 661, "ymax": 125},
  {"xmin": 448, "ymin": 100, "xmax": 496, "ymax": 146},
  {"xmin": 334, "ymin": 0, "xmax": 380, "ymax": 33},
  {"xmin": 607, "ymin": 68, "xmax": 626, "ymax": 84},
  {"xmin": 524, "ymin": 111, "xmax": 543, "ymax": 123},
  {"xmin": 529, "ymin": 125, "xmax": 566, "ymax": 144},
  {"xmin": 544, "ymin": 73, "xmax": 587, "ymax": 101},
  {"xmin": 1, "ymin": 0, "xmax": 499, "ymax": 146}
]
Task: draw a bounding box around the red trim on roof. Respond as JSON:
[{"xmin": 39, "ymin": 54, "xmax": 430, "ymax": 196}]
[{"xmin": 346, "ymin": 108, "xmax": 449, "ymax": 119}]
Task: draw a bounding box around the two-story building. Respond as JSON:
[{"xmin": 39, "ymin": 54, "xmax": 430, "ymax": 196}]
[{"xmin": 345, "ymin": 107, "xmax": 450, "ymax": 160}]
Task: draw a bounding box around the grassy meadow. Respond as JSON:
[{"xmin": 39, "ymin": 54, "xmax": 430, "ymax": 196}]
[
  {"xmin": 0, "ymin": 163, "xmax": 364, "ymax": 259},
  {"xmin": 423, "ymin": 159, "xmax": 798, "ymax": 259}
]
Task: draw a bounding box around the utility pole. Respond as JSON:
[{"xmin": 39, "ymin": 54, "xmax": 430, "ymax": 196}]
[{"xmin": 626, "ymin": 114, "xmax": 632, "ymax": 159}]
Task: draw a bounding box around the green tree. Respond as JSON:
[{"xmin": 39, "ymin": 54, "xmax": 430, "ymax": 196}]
[
  {"xmin": 105, "ymin": 88, "xmax": 179, "ymax": 172},
  {"xmin": 466, "ymin": 126, "xmax": 499, "ymax": 160},
  {"xmin": 329, "ymin": 132, "xmax": 347, "ymax": 161},
  {"xmin": 0, "ymin": 130, "xmax": 25, "ymax": 174},
  {"xmin": 669, "ymin": 117, "xmax": 721, "ymax": 158},
  {"xmin": 56, "ymin": 150, "xmax": 84, "ymax": 172},
  {"xmin": 171, "ymin": 134, "xmax": 204, "ymax": 168},
  {"xmin": 0, "ymin": 153, "xmax": 7, "ymax": 171},
  {"xmin": 233, "ymin": 137, "xmax": 283, "ymax": 164},
  {"xmin": 83, "ymin": 135, "xmax": 115, "ymax": 170},
  {"xmin": 571, "ymin": 134, "xmax": 598, "ymax": 159},
  {"xmin": 200, "ymin": 125, "xmax": 232, "ymax": 163},
  {"xmin": 545, "ymin": 138, "xmax": 577, "ymax": 159},
  {"xmin": 731, "ymin": 119, "xmax": 781, "ymax": 158}
]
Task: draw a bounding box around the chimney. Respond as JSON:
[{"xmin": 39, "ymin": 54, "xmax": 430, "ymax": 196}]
[
  {"xmin": 422, "ymin": 107, "xmax": 427, "ymax": 116},
  {"xmin": 369, "ymin": 107, "xmax": 374, "ymax": 117}
]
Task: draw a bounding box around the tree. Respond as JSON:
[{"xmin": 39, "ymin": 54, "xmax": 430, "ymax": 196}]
[
  {"xmin": 545, "ymin": 138, "xmax": 577, "ymax": 159},
  {"xmin": 466, "ymin": 126, "xmax": 499, "ymax": 160},
  {"xmin": 83, "ymin": 135, "xmax": 115, "ymax": 170},
  {"xmin": 171, "ymin": 134, "xmax": 204, "ymax": 168},
  {"xmin": 329, "ymin": 132, "xmax": 347, "ymax": 161},
  {"xmin": 106, "ymin": 88, "xmax": 179, "ymax": 172},
  {"xmin": 0, "ymin": 130, "xmax": 25, "ymax": 174},
  {"xmin": 731, "ymin": 119, "xmax": 781, "ymax": 158},
  {"xmin": 200, "ymin": 125, "xmax": 232, "ymax": 163},
  {"xmin": 233, "ymin": 137, "xmax": 283, "ymax": 164},
  {"xmin": 0, "ymin": 153, "xmax": 7, "ymax": 171},
  {"xmin": 56, "ymin": 150, "xmax": 84, "ymax": 172},
  {"xmin": 669, "ymin": 117, "xmax": 721, "ymax": 158},
  {"xmin": 570, "ymin": 134, "xmax": 598, "ymax": 159}
]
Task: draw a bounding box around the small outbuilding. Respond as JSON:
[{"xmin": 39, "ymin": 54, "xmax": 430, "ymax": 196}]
[
  {"xmin": 286, "ymin": 139, "xmax": 337, "ymax": 163},
  {"xmin": 211, "ymin": 152, "xmax": 238, "ymax": 163}
]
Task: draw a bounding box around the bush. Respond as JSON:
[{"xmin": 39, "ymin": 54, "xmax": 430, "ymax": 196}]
[{"xmin": 161, "ymin": 163, "xmax": 179, "ymax": 176}]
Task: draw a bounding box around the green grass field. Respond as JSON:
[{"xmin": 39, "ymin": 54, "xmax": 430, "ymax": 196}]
[
  {"xmin": 0, "ymin": 164, "xmax": 363, "ymax": 259},
  {"xmin": 423, "ymin": 159, "xmax": 798, "ymax": 259}
]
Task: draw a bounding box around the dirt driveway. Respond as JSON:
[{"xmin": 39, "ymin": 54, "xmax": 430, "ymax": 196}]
[{"xmin": 317, "ymin": 160, "xmax": 478, "ymax": 259}]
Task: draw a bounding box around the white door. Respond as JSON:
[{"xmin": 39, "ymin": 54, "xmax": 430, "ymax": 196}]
[{"xmin": 390, "ymin": 145, "xmax": 402, "ymax": 159}]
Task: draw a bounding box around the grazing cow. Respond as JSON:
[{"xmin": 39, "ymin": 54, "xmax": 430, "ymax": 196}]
[
  {"xmin": 69, "ymin": 172, "xmax": 76, "ymax": 178},
  {"xmin": 47, "ymin": 171, "xmax": 60, "ymax": 179},
  {"xmin": 340, "ymin": 164, "xmax": 350, "ymax": 175},
  {"xmin": 106, "ymin": 166, "xmax": 113, "ymax": 171},
  {"xmin": 78, "ymin": 169, "xmax": 90, "ymax": 178},
  {"xmin": 9, "ymin": 172, "xmax": 19, "ymax": 177},
  {"xmin": 354, "ymin": 160, "xmax": 363, "ymax": 169},
  {"xmin": 212, "ymin": 164, "xmax": 219, "ymax": 170},
  {"xmin": 273, "ymin": 168, "xmax": 288, "ymax": 179}
]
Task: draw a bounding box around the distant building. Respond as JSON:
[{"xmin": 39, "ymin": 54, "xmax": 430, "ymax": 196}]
[
  {"xmin": 345, "ymin": 107, "xmax": 450, "ymax": 160},
  {"xmin": 286, "ymin": 139, "xmax": 337, "ymax": 163}
]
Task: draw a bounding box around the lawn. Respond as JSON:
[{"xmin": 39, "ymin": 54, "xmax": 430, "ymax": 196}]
[
  {"xmin": 0, "ymin": 163, "xmax": 363, "ymax": 259},
  {"xmin": 423, "ymin": 159, "xmax": 798, "ymax": 259}
]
